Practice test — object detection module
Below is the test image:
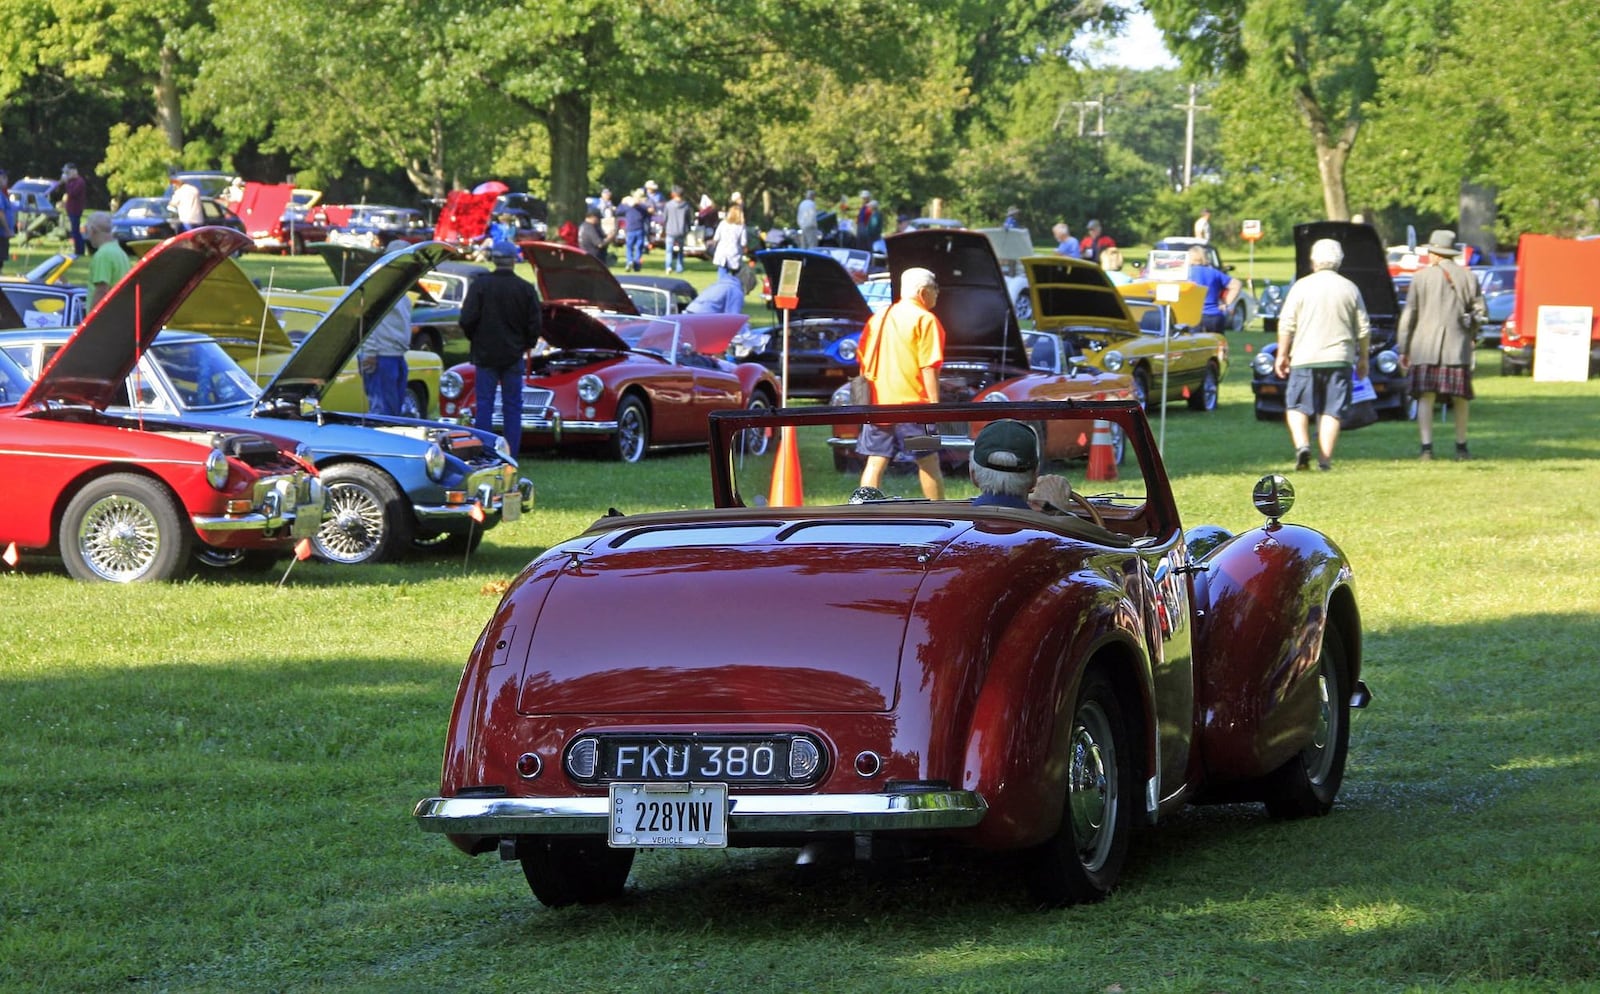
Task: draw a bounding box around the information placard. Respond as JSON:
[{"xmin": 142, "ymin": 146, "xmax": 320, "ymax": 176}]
[
  {"xmin": 1532, "ymin": 305, "xmax": 1593, "ymax": 382},
  {"xmin": 1242, "ymin": 219, "xmax": 1262, "ymax": 242}
]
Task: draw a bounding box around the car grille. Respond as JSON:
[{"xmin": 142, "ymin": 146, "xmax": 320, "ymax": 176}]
[{"xmin": 520, "ymin": 387, "xmax": 554, "ymax": 410}]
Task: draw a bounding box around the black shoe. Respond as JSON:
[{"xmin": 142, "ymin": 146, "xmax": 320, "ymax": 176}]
[
  {"xmin": 1455, "ymin": 442, "xmax": 1470, "ymax": 461},
  {"xmin": 1420, "ymin": 443, "xmax": 1434, "ymax": 462},
  {"xmin": 1318, "ymin": 458, "xmax": 1332, "ymax": 471},
  {"xmin": 1295, "ymin": 447, "xmax": 1312, "ymax": 471}
]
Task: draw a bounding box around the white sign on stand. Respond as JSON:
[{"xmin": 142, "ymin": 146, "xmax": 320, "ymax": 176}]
[{"xmin": 1533, "ymin": 305, "xmax": 1593, "ymax": 382}]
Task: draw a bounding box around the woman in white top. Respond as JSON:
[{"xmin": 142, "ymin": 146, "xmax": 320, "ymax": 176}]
[{"xmin": 711, "ymin": 204, "xmax": 747, "ymax": 275}]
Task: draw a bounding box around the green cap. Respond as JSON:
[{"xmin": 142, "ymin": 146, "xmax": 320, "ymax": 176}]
[{"xmin": 972, "ymin": 419, "xmax": 1037, "ymax": 472}]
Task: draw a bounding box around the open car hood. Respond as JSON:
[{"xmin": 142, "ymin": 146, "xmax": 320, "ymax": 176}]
[
  {"xmin": 1020, "ymin": 256, "xmax": 1141, "ymax": 337},
  {"xmin": 1293, "ymin": 221, "xmax": 1399, "ymax": 320},
  {"xmin": 886, "ymin": 229, "xmax": 1029, "ymax": 365},
  {"xmin": 521, "ymin": 241, "xmax": 640, "ymax": 315},
  {"xmin": 164, "ymin": 253, "xmax": 296, "ymax": 354},
  {"xmin": 259, "ymin": 241, "xmax": 458, "ymax": 402},
  {"xmin": 540, "ymin": 306, "xmax": 746, "ymax": 358},
  {"xmin": 541, "ymin": 304, "xmax": 631, "ymax": 353},
  {"xmin": 235, "ymin": 183, "xmax": 295, "ymax": 239},
  {"xmin": 21, "ymin": 227, "xmax": 254, "ymax": 410},
  {"xmin": 755, "ymin": 249, "xmax": 872, "ymax": 323}
]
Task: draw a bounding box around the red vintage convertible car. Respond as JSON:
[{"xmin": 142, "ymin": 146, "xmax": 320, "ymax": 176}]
[
  {"xmin": 439, "ymin": 242, "xmax": 774, "ymax": 462},
  {"xmin": 0, "ymin": 228, "xmax": 325, "ymax": 581},
  {"xmin": 415, "ymin": 399, "xmax": 1370, "ymax": 907}
]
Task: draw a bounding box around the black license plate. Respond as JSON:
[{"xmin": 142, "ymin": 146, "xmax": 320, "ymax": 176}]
[{"xmin": 600, "ymin": 737, "xmax": 792, "ymax": 784}]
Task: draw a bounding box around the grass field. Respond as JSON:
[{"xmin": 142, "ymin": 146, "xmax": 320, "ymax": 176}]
[{"xmin": 4, "ymin": 240, "xmax": 1599, "ymax": 992}]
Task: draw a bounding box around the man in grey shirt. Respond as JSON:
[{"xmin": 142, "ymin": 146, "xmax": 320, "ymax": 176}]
[
  {"xmin": 357, "ymin": 240, "xmax": 415, "ymax": 416},
  {"xmin": 1272, "ymin": 237, "xmax": 1371, "ymax": 471}
]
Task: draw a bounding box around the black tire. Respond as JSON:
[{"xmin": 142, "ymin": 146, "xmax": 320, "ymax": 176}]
[
  {"xmin": 402, "ymin": 382, "xmax": 428, "ymax": 420},
  {"xmin": 1263, "ymin": 625, "xmax": 1351, "ymax": 819},
  {"xmin": 1015, "ymin": 289, "xmax": 1033, "ymax": 321},
  {"xmin": 411, "ymin": 527, "xmax": 485, "ymax": 556},
  {"xmin": 610, "ymin": 395, "xmax": 649, "ymax": 463},
  {"xmin": 1187, "ymin": 362, "xmax": 1219, "ymax": 411},
  {"xmin": 519, "ymin": 839, "xmax": 635, "ymax": 907},
  {"xmin": 1132, "ymin": 367, "xmax": 1152, "ymax": 411},
  {"xmin": 412, "ymin": 327, "xmax": 444, "ymax": 356},
  {"xmin": 1024, "ymin": 669, "xmax": 1134, "ymax": 906},
  {"xmin": 313, "ymin": 464, "xmax": 412, "ymax": 564},
  {"xmin": 1228, "ymin": 303, "xmax": 1246, "ymax": 333},
  {"xmin": 737, "ymin": 391, "xmax": 774, "ymax": 457},
  {"xmin": 60, "ymin": 474, "xmax": 192, "ymax": 582}
]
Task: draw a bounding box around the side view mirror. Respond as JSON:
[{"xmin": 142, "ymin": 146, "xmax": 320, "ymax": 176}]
[{"xmin": 1252, "ymin": 473, "xmax": 1295, "ymax": 524}]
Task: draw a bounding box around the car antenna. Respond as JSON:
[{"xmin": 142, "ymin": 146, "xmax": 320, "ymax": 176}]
[{"xmin": 253, "ymin": 266, "xmax": 277, "ymax": 416}]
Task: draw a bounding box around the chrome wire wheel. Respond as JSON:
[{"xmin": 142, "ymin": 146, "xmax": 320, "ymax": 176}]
[
  {"xmin": 1068, "ymin": 699, "xmax": 1119, "ymax": 874},
  {"xmin": 315, "ymin": 480, "xmax": 387, "ymax": 564},
  {"xmin": 613, "ymin": 397, "xmax": 648, "ymax": 463},
  {"xmin": 739, "ymin": 394, "xmax": 772, "ymax": 457},
  {"xmin": 75, "ymin": 494, "xmax": 162, "ymax": 581}
]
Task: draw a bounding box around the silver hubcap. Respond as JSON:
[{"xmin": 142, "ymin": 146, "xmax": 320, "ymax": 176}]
[
  {"xmin": 1067, "ymin": 701, "xmax": 1117, "ymax": 871},
  {"xmin": 315, "ymin": 483, "xmax": 386, "ymax": 563},
  {"xmin": 741, "ymin": 400, "xmax": 770, "ymax": 455},
  {"xmin": 76, "ymin": 494, "xmax": 161, "ymax": 581},
  {"xmin": 1304, "ymin": 664, "xmax": 1336, "ymax": 785}
]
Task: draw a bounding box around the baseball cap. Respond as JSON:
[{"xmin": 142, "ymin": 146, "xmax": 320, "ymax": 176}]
[
  {"xmin": 972, "ymin": 419, "xmax": 1038, "ymax": 472},
  {"xmin": 489, "ymin": 239, "xmax": 519, "ymax": 261}
]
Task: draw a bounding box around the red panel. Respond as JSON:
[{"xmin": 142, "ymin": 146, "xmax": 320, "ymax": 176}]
[
  {"xmin": 1511, "ymin": 234, "xmax": 1600, "ymax": 343},
  {"xmin": 434, "ymin": 190, "xmax": 498, "ymax": 244},
  {"xmin": 236, "ymin": 182, "xmax": 295, "ymax": 238}
]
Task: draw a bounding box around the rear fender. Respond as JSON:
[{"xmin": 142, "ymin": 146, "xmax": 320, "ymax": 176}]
[
  {"xmin": 1193, "ymin": 522, "xmax": 1360, "ymax": 783},
  {"xmin": 960, "ymin": 569, "xmax": 1153, "ymax": 849}
]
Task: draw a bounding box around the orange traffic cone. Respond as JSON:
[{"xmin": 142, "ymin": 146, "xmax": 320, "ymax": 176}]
[
  {"xmin": 1086, "ymin": 419, "xmax": 1118, "ymax": 482},
  {"xmin": 768, "ymin": 425, "xmax": 803, "ymax": 507}
]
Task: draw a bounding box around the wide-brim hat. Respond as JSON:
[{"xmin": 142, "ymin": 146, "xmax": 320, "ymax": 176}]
[{"xmin": 1425, "ymin": 229, "xmax": 1460, "ymax": 257}]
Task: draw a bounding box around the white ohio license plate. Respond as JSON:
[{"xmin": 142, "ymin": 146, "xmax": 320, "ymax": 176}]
[{"xmin": 609, "ymin": 782, "xmax": 728, "ymax": 849}]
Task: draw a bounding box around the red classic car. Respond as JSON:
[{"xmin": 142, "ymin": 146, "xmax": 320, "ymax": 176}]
[
  {"xmin": 0, "ymin": 228, "xmax": 325, "ymax": 581},
  {"xmin": 415, "ymin": 398, "xmax": 1370, "ymax": 907},
  {"xmin": 439, "ymin": 242, "xmax": 777, "ymax": 462}
]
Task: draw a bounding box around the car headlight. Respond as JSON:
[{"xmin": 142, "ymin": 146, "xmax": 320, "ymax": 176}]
[
  {"xmin": 837, "ymin": 338, "xmax": 858, "ymax": 361},
  {"xmin": 440, "ymin": 369, "xmax": 464, "ymax": 400},
  {"xmin": 982, "ymin": 390, "xmax": 1010, "ymax": 402},
  {"xmin": 1252, "ymin": 352, "xmax": 1276, "ymax": 377},
  {"xmin": 1102, "ymin": 350, "xmax": 1125, "ymax": 372},
  {"xmin": 494, "ymin": 436, "xmax": 513, "ymax": 461},
  {"xmin": 423, "ymin": 442, "xmax": 446, "ymax": 481},
  {"xmin": 1375, "ymin": 349, "xmax": 1399, "ymax": 375},
  {"xmin": 577, "ymin": 374, "xmax": 603, "ymax": 403},
  {"xmin": 829, "ymin": 384, "xmax": 853, "ymax": 406},
  {"xmin": 204, "ymin": 448, "xmax": 230, "ymax": 490}
]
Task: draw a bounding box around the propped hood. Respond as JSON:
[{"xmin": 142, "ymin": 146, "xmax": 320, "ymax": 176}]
[
  {"xmin": 259, "ymin": 241, "xmax": 458, "ymax": 403},
  {"xmin": 21, "ymin": 227, "xmax": 253, "ymax": 410},
  {"xmin": 1293, "ymin": 221, "xmax": 1398, "ymax": 320},
  {"xmin": 1021, "ymin": 255, "xmax": 1140, "ymax": 338},
  {"xmin": 308, "ymin": 242, "xmax": 383, "ymax": 285},
  {"xmin": 236, "ymin": 183, "xmax": 295, "ymax": 240},
  {"xmin": 886, "ymin": 229, "xmax": 1028, "ymax": 365},
  {"xmin": 521, "ymin": 241, "xmax": 640, "ymax": 315},
  {"xmin": 540, "ymin": 303, "xmax": 631, "ymax": 353},
  {"xmin": 166, "ymin": 254, "xmax": 295, "ymax": 354},
  {"xmin": 755, "ymin": 249, "xmax": 872, "ymax": 323}
]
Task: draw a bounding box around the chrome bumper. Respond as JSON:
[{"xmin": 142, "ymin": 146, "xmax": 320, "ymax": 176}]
[
  {"xmin": 414, "ymin": 790, "xmax": 988, "ymax": 837},
  {"xmin": 191, "ymin": 475, "xmax": 325, "ymax": 537},
  {"xmin": 412, "ymin": 475, "xmax": 535, "ymax": 525}
]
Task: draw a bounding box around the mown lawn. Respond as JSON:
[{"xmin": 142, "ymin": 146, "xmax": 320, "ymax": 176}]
[{"xmin": 3, "ymin": 251, "xmax": 1598, "ymax": 992}]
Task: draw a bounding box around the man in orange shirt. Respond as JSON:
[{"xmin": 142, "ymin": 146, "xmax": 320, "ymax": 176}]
[{"xmin": 856, "ymin": 266, "xmax": 946, "ymax": 498}]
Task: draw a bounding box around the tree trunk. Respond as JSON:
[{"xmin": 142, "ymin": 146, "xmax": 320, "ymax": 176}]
[
  {"xmin": 547, "ymin": 89, "xmax": 591, "ymax": 230},
  {"xmin": 155, "ymin": 45, "xmax": 184, "ymax": 152},
  {"xmin": 1292, "ymin": 86, "xmax": 1357, "ymax": 221}
]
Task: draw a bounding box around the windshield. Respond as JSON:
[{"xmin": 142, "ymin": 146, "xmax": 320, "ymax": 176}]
[
  {"xmin": 610, "ymin": 317, "xmax": 693, "ymax": 358},
  {"xmin": 144, "ymin": 339, "xmax": 261, "ymax": 410}
]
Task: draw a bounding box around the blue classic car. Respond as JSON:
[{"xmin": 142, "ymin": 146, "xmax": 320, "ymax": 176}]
[
  {"xmin": 0, "ymin": 235, "xmax": 532, "ymax": 566},
  {"xmin": 728, "ymin": 248, "xmax": 874, "ymax": 400}
]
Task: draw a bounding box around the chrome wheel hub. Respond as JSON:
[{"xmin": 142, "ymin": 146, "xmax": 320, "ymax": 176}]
[{"xmin": 78, "ymin": 495, "xmax": 160, "ymax": 581}]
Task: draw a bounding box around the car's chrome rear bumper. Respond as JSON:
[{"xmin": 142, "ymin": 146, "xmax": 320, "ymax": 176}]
[{"xmin": 414, "ymin": 790, "xmax": 988, "ymax": 836}]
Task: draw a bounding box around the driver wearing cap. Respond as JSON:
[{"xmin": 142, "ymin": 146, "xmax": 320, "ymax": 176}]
[{"xmin": 969, "ymin": 418, "xmax": 1078, "ymax": 514}]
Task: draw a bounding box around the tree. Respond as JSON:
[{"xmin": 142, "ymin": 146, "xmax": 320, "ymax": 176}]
[{"xmin": 1147, "ymin": 0, "xmax": 1447, "ymax": 220}]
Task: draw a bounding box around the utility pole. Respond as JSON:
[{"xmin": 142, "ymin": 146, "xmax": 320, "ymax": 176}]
[
  {"xmin": 1057, "ymin": 99, "xmax": 1106, "ymax": 138},
  {"xmin": 1173, "ymin": 83, "xmax": 1210, "ymax": 189}
]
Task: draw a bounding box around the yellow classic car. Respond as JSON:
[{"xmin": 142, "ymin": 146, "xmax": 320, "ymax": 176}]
[
  {"xmin": 1020, "ymin": 256, "xmax": 1228, "ymax": 412},
  {"xmin": 160, "ymin": 257, "xmax": 441, "ymax": 419}
]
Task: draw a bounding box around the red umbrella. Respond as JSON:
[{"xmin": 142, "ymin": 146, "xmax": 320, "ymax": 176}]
[{"xmin": 473, "ymin": 180, "xmax": 509, "ymax": 196}]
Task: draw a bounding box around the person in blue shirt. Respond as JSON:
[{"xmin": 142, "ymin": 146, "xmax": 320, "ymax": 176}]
[
  {"xmin": 0, "ymin": 169, "xmax": 15, "ymax": 274},
  {"xmin": 684, "ymin": 268, "xmax": 747, "ymax": 315},
  {"xmin": 1003, "ymin": 206, "xmax": 1022, "ymax": 230},
  {"xmin": 1052, "ymin": 223, "xmax": 1081, "ymax": 258},
  {"xmin": 1184, "ymin": 245, "xmax": 1241, "ymax": 333}
]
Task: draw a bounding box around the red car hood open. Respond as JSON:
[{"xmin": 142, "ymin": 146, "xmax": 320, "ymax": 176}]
[
  {"xmin": 521, "ymin": 241, "xmax": 640, "ymax": 315},
  {"xmin": 517, "ymin": 541, "xmax": 943, "ymax": 715},
  {"xmin": 21, "ymin": 227, "xmax": 253, "ymax": 410},
  {"xmin": 886, "ymin": 229, "xmax": 1030, "ymax": 367}
]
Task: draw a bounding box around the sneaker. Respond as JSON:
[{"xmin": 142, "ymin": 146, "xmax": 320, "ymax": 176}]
[
  {"xmin": 1317, "ymin": 458, "xmax": 1332, "ymax": 471},
  {"xmin": 1420, "ymin": 443, "xmax": 1434, "ymax": 462},
  {"xmin": 1295, "ymin": 447, "xmax": 1312, "ymax": 471},
  {"xmin": 1455, "ymin": 443, "xmax": 1471, "ymax": 461}
]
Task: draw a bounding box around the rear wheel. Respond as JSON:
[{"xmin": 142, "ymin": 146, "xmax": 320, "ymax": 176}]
[
  {"xmin": 611, "ymin": 396, "xmax": 649, "ymax": 463},
  {"xmin": 1014, "ymin": 289, "xmax": 1033, "ymax": 321},
  {"xmin": 1023, "ymin": 669, "xmax": 1133, "ymax": 906},
  {"xmin": 519, "ymin": 839, "xmax": 635, "ymax": 907},
  {"xmin": 314, "ymin": 464, "xmax": 412, "ymax": 564},
  {"xmin": 60, "ymin": 474, "xmax": 191, "ymax": 582},
  {"xmin": 1131, "ymin": 367, "xmax": 1152, "ymax": 411},
  {"xmin": 1187, "ymin": 362, "xmax": 1219, "ymax": 411},
  {"xmin": 1263, "ymin": 625, "xmax": 1351, "ymax": 818},
  {"xmin": 411, "ymin": 326, "xmax": 444, "ymax": 356},
  {"xmin": 738, "ymin": 391, "xmax": 774, "ymax": 457},
  {"xmin": 402, "ymin": 382, "xmax": 428, "ymax": 420}
]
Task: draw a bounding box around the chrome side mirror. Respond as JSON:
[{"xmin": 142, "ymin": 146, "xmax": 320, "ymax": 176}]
[{"xmin": 1252, "ymin": 473, "xmax": 1295, "ymax": 524}]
